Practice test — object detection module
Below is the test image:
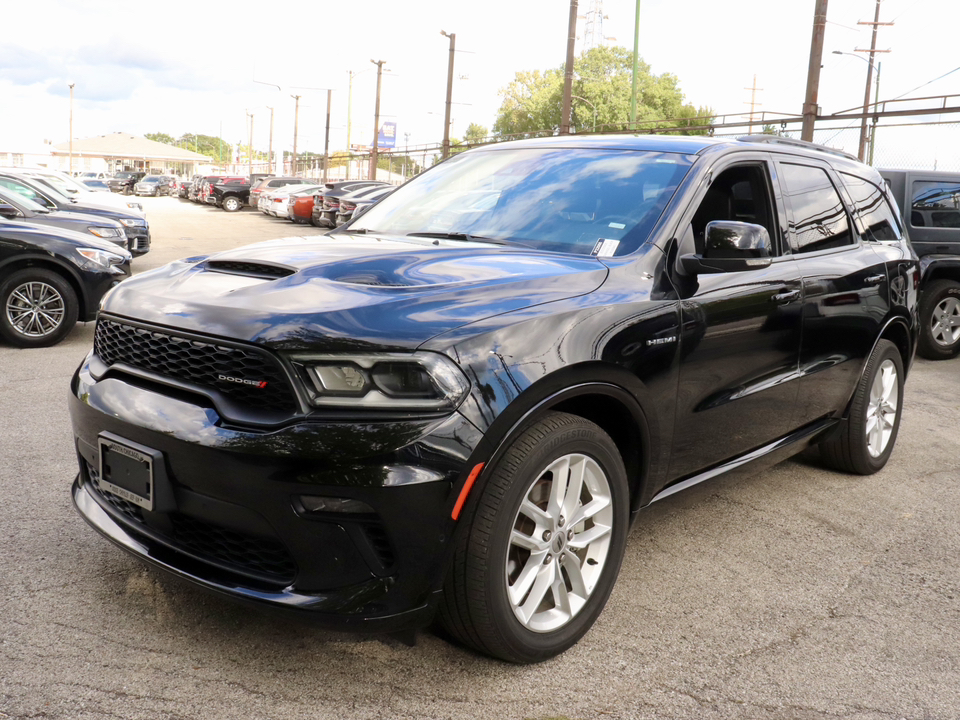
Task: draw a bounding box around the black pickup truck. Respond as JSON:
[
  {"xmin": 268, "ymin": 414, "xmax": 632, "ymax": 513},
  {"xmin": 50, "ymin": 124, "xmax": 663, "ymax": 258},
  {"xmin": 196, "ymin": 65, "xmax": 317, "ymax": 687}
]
[
  {"xmin": 210, "ymin": 178, "xmax": 251, "ymax": 211},
  {"xmin": 106, "ymin": 172, "xmax": 146, "ymax": 195},
  {"xmin": 881, "ymin": 169, "xmax": 960, "ymax": 359}
]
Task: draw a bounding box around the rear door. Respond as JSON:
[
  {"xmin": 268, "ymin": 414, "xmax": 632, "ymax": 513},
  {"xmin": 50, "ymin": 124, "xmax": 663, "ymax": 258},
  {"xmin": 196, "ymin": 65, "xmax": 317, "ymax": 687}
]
[
  {"xmin": 774, "ymin": 159, "xmax": 891, "ymax": 424},
  {"xmin": 901, "ymin": 173, "xmax": 960, "ymax": 256}
]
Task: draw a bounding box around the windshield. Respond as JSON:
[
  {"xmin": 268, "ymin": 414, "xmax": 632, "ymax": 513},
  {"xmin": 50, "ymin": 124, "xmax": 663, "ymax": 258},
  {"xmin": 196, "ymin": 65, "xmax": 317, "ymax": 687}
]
[
  {"xmin": 37, "ymin": 173, "xmax": 87, "ymax": 195},
  {"xmin": 0, "ymin": 186, "xmax": 47, "ymax": 213},
  {"xmin": 28, "ymin": 178, "xmax": 71, "ymax": 204},
  {"xmin": 142, "ymin": 177, "xmax": 162, "ymax": 183},
  {"xmin": 349, "ymin": 147, "xmax": 694, "ymax": 256}
]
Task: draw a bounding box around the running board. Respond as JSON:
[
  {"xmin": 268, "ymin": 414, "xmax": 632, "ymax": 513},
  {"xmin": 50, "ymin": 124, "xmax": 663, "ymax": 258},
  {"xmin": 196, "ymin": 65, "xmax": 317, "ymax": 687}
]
[{"xmin": 648, "ymin": 418, "xmax": 838, "ymax": 505}]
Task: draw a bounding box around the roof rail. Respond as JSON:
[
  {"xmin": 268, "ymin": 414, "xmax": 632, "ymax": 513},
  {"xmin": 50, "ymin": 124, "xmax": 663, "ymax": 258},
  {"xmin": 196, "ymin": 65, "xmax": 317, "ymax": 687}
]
[{"xmin": 737, "ymin": 135, "xmax": 859, "ymax": 162}]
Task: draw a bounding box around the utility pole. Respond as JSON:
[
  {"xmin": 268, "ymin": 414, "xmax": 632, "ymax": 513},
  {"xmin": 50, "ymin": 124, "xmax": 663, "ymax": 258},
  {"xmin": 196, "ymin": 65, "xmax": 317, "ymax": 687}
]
[
  {"xmin": 267, "ymin": 106, "xmax": 274, "ymax": 174},
  {"xmin": 323, "ymin": 89, "xmax": 332, "ymax": 183},
  {"xmin": 744, "ymin": 75, "xmax": 763, "ymax": 134},
  {"xmin": 440, "ymin": 30, "xmax": 456, "ymax": 159},
  {"xmin": 403, "ymin": 132, "xmax": 410, "ymax": 179},
  {"xmin": 869, "ymin": 61, "xmax": 881, "ymax": 165},
  {"xmin": 630, "ymin": 0, "xmax": 640, "ymax": 129},
  {"xmin": 369, "ymin": 59, "xmax": 386, "ymax": 181},
  {"xmin": 560, "ymin": 0, "xmax": 578, "ymax": 135},
  {"xmin": 801, "ymin": 0, "xmax": 828, "ymax": 142},
  {"xmin": 856, "ymin": 0, "xmax": 892, "ymax": 162},
  {"xmin": 246, "ymin": 110, "xmax": 254, "ymax": 181},
  {"xmin": 68, "ymin": 83, "xmax": 75, "ymax": 174},
  {"xmin": 291, "ymin": 94, "xmax": 301, "ymax": 176}
]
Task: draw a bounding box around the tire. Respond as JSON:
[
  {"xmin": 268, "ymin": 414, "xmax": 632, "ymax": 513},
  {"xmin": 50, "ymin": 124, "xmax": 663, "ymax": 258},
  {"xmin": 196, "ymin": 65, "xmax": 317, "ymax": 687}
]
[
  {"xmin": 0, "ymin": 268, "xmax": 79, "ymax": 348},
  {"xmin": 819, "ymin": 339, "xmax": 904, "ymax": 475},
  {"xmin": 222, "ymin": 196, "xmax": 242, "ymax": 212},
  {"xmin": 439, "ymin": 412, "xmax": 629, "ymax": 663},
  {"xmin": 917, "ymin": 280, "xmax": 960, "ymax": 360}
]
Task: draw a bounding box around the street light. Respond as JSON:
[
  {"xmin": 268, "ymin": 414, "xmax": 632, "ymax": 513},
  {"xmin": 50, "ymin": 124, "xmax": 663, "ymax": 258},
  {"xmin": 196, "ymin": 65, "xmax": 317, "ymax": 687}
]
[{"xmin": 833, "ymin": 50, "xmax": 882, "ymax": 163}]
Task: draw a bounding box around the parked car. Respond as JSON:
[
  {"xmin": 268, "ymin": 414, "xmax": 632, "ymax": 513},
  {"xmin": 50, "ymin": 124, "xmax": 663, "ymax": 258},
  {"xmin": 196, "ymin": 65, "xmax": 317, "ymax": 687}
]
[
  {"xmin": 0, "ymin": 172, "xmax": 151, "ymax": 255},
  {"xmin": 69, "ymin": 134, "xmax": 917, "ymax": 663},
  {"xmin": 0, "ymin": 219, "xmax": 130, "ymax": 347},
  {"xmin": 133, "ymin": 176, "xmax": 170, "ymax": 196},
  {"xmin": 285, "ymin": 186, "xmax": 327, "ymax": 223},
  {"xmin": 879, "ymin": 168, "xmax": 960, "ymax": 359},
  {"xmin": 249, "ymin": 176, "xmax": 308, "ymax": 210},
  {"xmin": 259, "ymin": 183, "xmax": 318, "ymax": 218},
  {"xmin": 335, "ymin": 185, "xmax": 396, "ymax": 226},
  {"xmin": 79, "ymin": 171, "xmax": 109, "ymax": 180},
  {"xmin": 312, "ymin": 181, "xmax": 387, "ymax": 228},
  {"xmin": 106, "ymin": 172, "xmax": 146, "ymax": 195},
  {"xmin": 3, "ymin": 167, "xmax": 146, "ymax": 216},
  {"xmin": 79, "ymin": 179, "xmax": 111, "ymax": 192},
  {"xmin": 211, "ymin": 178, "xmax": 252, "ymax": 211},
  {"xmin": 0, "ymin": 187, "xmax": 128, "ymax": 252}
]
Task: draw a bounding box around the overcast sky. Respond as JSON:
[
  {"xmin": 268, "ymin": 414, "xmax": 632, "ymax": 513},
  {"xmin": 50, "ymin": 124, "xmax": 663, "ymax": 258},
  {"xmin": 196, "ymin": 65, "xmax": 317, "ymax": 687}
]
[{"xmin": 3, "ymin": 0, "xmax": 958, "ymax": 164}]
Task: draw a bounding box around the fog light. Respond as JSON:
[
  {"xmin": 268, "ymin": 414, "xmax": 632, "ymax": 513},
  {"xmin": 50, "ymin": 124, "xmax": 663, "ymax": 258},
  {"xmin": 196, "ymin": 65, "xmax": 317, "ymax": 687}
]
[{"xmin": 300, "ymin": 495, "xmax": 374, "ymax": 514}]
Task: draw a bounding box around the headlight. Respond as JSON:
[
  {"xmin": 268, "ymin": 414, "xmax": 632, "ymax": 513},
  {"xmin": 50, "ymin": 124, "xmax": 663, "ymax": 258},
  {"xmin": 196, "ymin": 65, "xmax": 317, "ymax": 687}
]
[
  {"xmin": 87, "ymin": 226, "xmax": 122, "ymax": 238},
  {"xmin": 292, "ymin": 352, "xmax": 470, "ymax": 410},
  {"xmin": 119, "ymin": 218, "xmax": 146, "ymax": 227},
  {"xmin": 77, "ymin": 247, "xmax": 129, "ymax": 269},
  {"xmin": 126, "ymin": 202, "xmax": 143, "ymax": 211}
]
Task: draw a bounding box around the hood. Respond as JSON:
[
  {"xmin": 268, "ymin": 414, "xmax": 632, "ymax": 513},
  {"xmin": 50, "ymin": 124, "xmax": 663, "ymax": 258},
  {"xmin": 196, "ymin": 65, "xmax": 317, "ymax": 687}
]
[
  {"xmin": 102, "ymin": 233, "xmax": 609, "ymax": 350},
  {"xmin": 70, "ymin": 191, "xmax": 146, "ymax": 217}
]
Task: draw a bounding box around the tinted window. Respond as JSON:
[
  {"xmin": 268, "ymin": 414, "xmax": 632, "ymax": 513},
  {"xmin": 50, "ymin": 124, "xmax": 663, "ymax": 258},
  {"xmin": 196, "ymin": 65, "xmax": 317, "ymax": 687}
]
[
  {"xmin": 780, "ymin": 163, "xmax": 853, "ymax": 253},
  {"xmin": 839, "ymin": 172, "xmax": 903, "ymax": 242},
  {"xmin": 690, "ymin": 164, "xmax": 777, "ymax": 255},
  {"xmin": 911, "ymin": 180, "xmax": 960, "ymax": 228}
]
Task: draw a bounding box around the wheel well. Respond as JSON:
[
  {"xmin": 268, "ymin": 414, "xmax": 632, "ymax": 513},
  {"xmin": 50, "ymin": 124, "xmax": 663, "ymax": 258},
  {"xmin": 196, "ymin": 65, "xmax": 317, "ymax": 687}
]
[
  {"xmin": 880, "ymin": 320, "xmax": 913, "ymax": 375},
  {"xmin": 924, "ymin": 266, "xmax": 960, "ymax": 287},
  {"xmin": 1, "ymin": 258, "xmax": 85, "ymax": 311},
  {"xmin": 550, "ymin": 393, "xmax": 645, "ymax": 510}
]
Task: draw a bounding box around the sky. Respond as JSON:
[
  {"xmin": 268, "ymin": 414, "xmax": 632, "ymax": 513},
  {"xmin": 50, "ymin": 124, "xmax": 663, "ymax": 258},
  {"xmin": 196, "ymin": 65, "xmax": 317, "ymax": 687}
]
[{"xmin": 2, "ymin": 0, "xmax": 958, "ymax": 167}]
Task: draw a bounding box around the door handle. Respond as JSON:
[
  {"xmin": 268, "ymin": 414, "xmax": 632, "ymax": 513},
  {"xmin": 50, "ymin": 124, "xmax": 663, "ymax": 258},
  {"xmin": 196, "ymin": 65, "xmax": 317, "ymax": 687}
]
[
  {"xmin": 771, "ymin": 289, "xmax": 801, "ymax": 304},
  {"xmin": 864, "ymin": 274, "xmax": 885, "ymax": 285}
]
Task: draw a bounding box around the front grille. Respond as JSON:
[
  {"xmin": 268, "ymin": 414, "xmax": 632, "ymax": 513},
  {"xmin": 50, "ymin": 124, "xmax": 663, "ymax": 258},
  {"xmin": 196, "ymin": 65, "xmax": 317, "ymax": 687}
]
[
  {"xmin": 85, "ymin": 460, "xmax": 297, "ymax": 584},
  {"xmin": 88, "ymin": 462, "xmax": 143, "ymax": 523},
  {"xmin": 169, "ymin": 514, "xmax": 297, "ymax": 582},
  {"xmin": 94, "ymin": 318, "xmax": 297, "ymax": 413}
]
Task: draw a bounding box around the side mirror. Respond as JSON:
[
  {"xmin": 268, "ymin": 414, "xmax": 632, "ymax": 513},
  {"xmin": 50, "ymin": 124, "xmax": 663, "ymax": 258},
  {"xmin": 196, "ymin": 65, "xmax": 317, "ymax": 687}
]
[
  {"xmin": 0, "ymin": 203, "xmax": 20, "ymax": 219},
  {"xmin": 681, "ymin": 221, "xmax": 773, "ymax": 274}
]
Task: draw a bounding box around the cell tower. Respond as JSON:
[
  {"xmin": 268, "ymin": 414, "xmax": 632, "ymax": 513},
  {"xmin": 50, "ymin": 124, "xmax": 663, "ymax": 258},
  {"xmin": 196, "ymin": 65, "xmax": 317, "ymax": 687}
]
[{"xmin": 580, "ymin": 0, "xmax": 614, "ymax": 53}]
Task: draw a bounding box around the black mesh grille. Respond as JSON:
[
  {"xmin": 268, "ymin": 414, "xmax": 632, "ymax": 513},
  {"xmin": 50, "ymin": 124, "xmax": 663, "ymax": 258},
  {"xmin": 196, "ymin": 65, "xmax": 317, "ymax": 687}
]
[
  {"xmin": 85, "ymin": 460, "xmax": 297, "ymax": 583},
  {"xmin": 363, "ymin": 524, "xmax": 395, "ymax": 569},
  {"xmin": 88, "ymin": 462, "xmax": 143, "ymax": 523},
  {"xmin": 94, "ymin": 318, "xmax": 297, "ymax": 413},
  {"xmin": 205, "ymin": 261, "xmax": 295, "ymax": 279},
  {"xmin": 169, "ymin": 514, "xmax": 297, "ymax": 582}
]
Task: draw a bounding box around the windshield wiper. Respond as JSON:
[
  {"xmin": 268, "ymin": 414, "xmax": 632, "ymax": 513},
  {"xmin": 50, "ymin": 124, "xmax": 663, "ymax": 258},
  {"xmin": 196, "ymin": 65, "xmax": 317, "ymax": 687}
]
[{"xmin": 407, "ymin": 231, "xmax": 519, "ymax": 247}]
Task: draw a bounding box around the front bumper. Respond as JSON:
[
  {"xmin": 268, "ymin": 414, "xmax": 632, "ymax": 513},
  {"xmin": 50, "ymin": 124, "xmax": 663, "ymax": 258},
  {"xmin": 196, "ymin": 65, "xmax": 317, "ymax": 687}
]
[
  {"xmin": 69, "ymin": 351, "xmax": 483, "ymax": 627},
  {"xmin": 122, "ymin": 225, "xmax": 150, "ymax": 255}
]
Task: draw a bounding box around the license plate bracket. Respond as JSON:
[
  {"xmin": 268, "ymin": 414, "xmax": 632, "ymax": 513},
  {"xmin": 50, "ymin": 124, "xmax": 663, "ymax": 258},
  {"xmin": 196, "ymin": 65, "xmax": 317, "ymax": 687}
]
[{"xmin": 98, "ymin": 436, "xmax": 156, "ymax": 511}]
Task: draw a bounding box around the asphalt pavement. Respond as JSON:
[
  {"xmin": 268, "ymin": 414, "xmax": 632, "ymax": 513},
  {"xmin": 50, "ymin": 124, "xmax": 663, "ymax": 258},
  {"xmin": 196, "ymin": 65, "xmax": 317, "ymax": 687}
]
[{"xmin": 1, "ymin": 196, "xmax": 958, "ymax": 719}]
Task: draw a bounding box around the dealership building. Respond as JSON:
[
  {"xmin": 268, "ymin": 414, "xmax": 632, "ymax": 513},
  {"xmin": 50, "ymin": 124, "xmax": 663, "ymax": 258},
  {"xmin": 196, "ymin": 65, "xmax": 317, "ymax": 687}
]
[{"xmin": 49, "ymin": 133, "xmax": 212, "ymax": 175}]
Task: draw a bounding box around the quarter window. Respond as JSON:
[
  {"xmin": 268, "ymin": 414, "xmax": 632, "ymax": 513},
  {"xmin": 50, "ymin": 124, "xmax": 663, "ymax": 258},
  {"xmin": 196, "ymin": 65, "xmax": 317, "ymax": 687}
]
[
  {"xmin": 839, "ymin": 172, "xmax": 903, "ymax": 242},
  {"xmin": 780, "ymin": 163, "xmax": 853, "ymax": 253},
  {"xmin": 910, "ymin": 180, "xmax": 960, "ymax": 228}
]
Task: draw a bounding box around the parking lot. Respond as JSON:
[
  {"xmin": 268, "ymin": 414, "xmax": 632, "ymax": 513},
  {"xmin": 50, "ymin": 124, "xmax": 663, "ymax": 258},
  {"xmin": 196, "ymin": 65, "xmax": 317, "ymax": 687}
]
[{"xmin": 2, "ymin": 196, "xmax": 959, "ymax": 720}]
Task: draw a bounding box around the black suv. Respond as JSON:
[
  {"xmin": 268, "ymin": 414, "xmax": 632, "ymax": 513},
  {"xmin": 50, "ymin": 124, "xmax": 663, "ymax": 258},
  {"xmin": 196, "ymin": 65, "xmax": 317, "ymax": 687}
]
[
  {"xmin": 1, "ymin": 219, "xmax": 130, "ymax": 347},
  {"xmin": 106, "ymin": 172, "xmax": 146, "ymax": 195},
  {"xmin": 70, "ymin": 135, "xmax": 917, "ymax": 662}
]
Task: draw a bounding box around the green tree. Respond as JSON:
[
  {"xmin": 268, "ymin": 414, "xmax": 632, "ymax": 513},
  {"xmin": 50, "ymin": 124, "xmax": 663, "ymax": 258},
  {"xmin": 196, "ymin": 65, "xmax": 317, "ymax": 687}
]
[
  {"xmin": 145, "ymin": 132, "xmax": 176, "ymax": 145},
  {"xmin": 494, "ymin": 46, "xmax": 712, "ymax": 137},
  {"xmin": 179, "ymin": 133, "xmax": 231, "ymax": 163},
  {"xmin": 463, "ymin": 123, "xmax": 489, "ymax": 145}
]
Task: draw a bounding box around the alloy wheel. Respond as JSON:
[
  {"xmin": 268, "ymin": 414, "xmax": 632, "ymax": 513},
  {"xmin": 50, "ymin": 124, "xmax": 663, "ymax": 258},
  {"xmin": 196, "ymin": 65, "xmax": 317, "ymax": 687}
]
[
  {"xmin": 931, "ymin": 296, "xmax": 960, "ymax": 347},
  {"xmin": 505, "ymin": 453, "xmax": 613, "ymax": 633},
  {"xmin": 865, "ymin": 358, "xmax": 899, "ymax": 458},
  {"xmin": 6, "ymin": 281, "xmax": 66, "ymax": 338}
]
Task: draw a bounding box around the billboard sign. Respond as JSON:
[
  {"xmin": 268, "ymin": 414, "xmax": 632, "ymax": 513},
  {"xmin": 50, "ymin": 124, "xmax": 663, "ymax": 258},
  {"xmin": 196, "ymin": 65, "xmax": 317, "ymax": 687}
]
[{"xmin": 376, "ymin": 122, "xmax": 397, "ymax": 149}]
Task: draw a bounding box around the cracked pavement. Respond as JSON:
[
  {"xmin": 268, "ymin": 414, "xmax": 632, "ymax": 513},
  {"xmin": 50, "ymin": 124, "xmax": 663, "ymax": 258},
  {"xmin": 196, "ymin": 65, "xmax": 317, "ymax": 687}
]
[{"xmin": 1, "ymin": 197, "xmax": 958, "ymax": 719}]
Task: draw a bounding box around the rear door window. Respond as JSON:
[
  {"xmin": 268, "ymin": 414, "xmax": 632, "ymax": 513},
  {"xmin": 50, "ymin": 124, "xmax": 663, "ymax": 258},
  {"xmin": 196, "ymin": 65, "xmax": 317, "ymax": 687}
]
[
  {"xmin": 839, "ymin": 172, "xmax": 903, "ymax": 243},
  {"xmin": 779, "ymin": 163, "xmax": 854, "ymax": 253}
]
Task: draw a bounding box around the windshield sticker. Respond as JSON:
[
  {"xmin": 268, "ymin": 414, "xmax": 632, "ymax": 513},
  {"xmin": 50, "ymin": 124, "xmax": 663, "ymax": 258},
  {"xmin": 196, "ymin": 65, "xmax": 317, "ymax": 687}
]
[
  {"xmin": 591, "ymin": 239, "xmax": 620, "ymax": 257},
  {"xmin": 607, "ymin": 222, "xmax": 626, "ymax": 229}
]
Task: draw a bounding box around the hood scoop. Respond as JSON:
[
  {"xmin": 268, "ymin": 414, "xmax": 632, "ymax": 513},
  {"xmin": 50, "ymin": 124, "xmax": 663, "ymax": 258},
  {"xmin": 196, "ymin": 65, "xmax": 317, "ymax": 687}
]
[{"xmin": 204, "ymin": 260, "xmax": 296, "ymax": 280}]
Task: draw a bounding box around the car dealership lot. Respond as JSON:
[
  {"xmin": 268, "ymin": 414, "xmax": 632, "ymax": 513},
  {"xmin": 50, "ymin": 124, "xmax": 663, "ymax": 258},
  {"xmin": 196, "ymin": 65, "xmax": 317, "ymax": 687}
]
[{"xmin": 2, "ymin": 196, "xmax": 959, "ymax": 719}]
